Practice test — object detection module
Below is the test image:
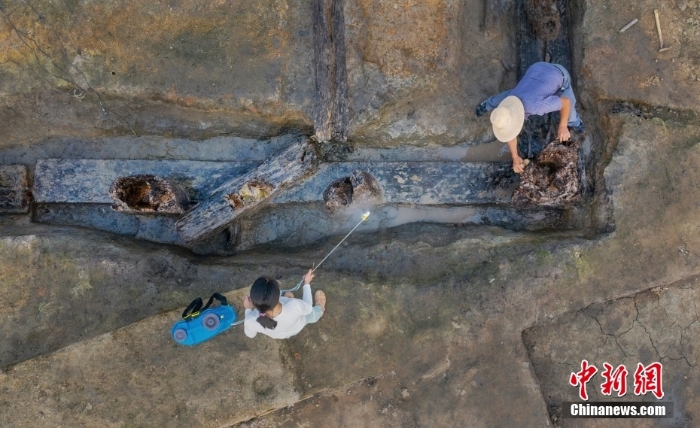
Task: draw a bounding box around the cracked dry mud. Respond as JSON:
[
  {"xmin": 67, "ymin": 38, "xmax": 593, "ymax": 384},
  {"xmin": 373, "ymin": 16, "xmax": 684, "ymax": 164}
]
[{"xmin": 524, "ymin": 276, "xmax": 700, "ymax": 427}]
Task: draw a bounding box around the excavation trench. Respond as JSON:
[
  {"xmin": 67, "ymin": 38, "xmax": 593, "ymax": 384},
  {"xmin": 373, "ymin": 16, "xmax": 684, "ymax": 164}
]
[
  {"xmin": 1, "ymin": 0, "xmax": 598, "ymax": 257},
  {"xmin": 0, "ymin": 0, "xmax": 643, "ymax": 426},
  {"xmin": 0, "ymin": 0, "xmax": 606, "ymax": 378}
]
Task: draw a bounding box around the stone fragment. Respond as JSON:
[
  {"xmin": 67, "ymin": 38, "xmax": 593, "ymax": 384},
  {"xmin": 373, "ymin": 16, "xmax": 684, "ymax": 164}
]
[
  {"xmin": 0, "ymin": 165, "xmax": 30, "ymax": 214},
  {"xmin": 513, "ymin": 140, "xmax": 581, "ymax": 207},
  {"xmin": 109, "ymin": 175, "xmax": 189, "ymax": 214}
]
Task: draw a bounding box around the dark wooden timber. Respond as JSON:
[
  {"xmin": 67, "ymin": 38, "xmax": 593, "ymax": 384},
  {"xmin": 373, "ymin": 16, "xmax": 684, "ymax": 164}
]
[
  {"xmin": 516, "ymin": 0, "xmax": 573, "ymax": 159},
  {"xmin": 33, "ymin": 159, "xmax": 258, "ymax": 204},
  {"xmin": 176, "ymin": 140, "xmax": 318, "ymax": 244},
  {"xmin": 313, "ymin": 0, "xmax": 348, "ymax": 143},
  {"xmin": 0, "ymin": 165, "xmax": 30, "ymax": 214}
]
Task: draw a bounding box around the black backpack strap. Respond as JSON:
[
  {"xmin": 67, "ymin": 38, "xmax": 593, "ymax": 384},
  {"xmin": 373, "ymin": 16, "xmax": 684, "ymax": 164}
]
[
  {"xmin": 201, "ymin": 292, "xmax": 228, "ymax": 311},
  {"xmin": 182, "ymin": 297, "xmax": 203, "ymax": 319}
]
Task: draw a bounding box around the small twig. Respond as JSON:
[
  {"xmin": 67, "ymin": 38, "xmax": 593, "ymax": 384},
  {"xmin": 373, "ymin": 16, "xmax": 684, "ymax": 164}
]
[
  {"xmin": 619, "ymin": 18, "xmax": 638, "ymax": 33},
  {"xmin": 654, "ymin": 10, "xmax": 664, "ymax": 50}
]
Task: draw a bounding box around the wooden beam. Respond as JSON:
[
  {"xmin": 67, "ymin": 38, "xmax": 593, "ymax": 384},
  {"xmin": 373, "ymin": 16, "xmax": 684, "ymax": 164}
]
[
  {"xmin": 0, "ymin": 165, "xmax": 29, "ymax": 214},
  {"xmin": 271, "ymin": 161, "xmax": 518, "ymax": 206},
  {"xmin": 176, "ymin": 139, "xmax": 318, "ymax": 244},
  {"xmin": 331, "ymin": 0, "xmax": 349, "ymax": 142},
  {"xmin": 33, "ymin": 159, "xmax": 258, "ymax": 204},
  {"xmin": 313, "ymin": 0, "xmax": 348, "ymax": 143}
]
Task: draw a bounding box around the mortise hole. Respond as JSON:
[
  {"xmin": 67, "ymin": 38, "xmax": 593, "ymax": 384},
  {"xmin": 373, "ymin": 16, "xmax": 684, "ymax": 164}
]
[
  {"xmin": 323, "ymin": 170, "xmax": 383, "ymax": 214},
  {"xmin": 109, "ymin": 175, "xmax": 189, "ymax": 214}
]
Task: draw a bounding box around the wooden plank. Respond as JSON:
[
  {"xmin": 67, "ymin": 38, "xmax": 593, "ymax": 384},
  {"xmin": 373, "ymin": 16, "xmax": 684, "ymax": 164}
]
[
  {"xmin": 33, "ymin": 160, "xmax": 258, "ymax": 204},
  {"xmin": 176, "ymin": 139, "xmax": 318, "ymax": 244},
  {"xmin": 0, "ymin": 165, "xmax": 30, "ymax": 214}
]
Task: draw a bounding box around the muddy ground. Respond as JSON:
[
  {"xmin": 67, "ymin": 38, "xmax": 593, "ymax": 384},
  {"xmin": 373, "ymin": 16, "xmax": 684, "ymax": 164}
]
[{"xmin": 2, "ymin": 0, "xmax": 700, "ymax": 427}]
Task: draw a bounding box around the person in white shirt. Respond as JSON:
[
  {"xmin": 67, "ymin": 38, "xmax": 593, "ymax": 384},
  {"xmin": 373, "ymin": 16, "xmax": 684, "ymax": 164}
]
[{"xmin": 243, "ymin": 270, "xmax": 326, "ymax": 339}]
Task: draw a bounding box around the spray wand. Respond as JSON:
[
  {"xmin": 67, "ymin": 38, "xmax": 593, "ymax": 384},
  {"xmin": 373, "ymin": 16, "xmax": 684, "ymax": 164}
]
[
  {"xmin": 231, "ymin": 212, "xmax": 370, "ymax": 327},
  {"xmin": 282, "ymin": 211, "xmax": 371, "ymax": 293}
]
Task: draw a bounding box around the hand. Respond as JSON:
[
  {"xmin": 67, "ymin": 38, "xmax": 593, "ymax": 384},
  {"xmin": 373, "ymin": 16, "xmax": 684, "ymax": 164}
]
[
  {"xmin": 243, "ymin": 296, "xmax": 253, "ymax": 310},
  {"xmin": 303, "ymin": 269, "xmax": 315, "ymax": 285},
  {"xmin": 557, "ymin": 125, "xmax": 571, "ymax": 142},
  {"xmin": 512, "ymin": 155, "xmax": 525, "ymax": 174}
]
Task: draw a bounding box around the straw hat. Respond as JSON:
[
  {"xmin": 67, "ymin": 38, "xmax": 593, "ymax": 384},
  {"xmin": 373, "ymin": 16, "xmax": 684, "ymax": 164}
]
[{"xmin": 489, "ymin": 96, "xmax": 525, "ymax": 142}]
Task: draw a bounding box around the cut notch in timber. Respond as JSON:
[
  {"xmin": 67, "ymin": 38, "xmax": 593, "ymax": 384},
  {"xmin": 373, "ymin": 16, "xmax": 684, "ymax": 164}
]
[
  {"xmin": 109, "ymin": 175, "xmax": 190, "ymax": 214},
  {"xmin": 176, "ymin": 139, "xmax": 319, "ymax": 244},
  {"xmin": 323, "ymin": 170, "xmax": 383, "ymax": 214}
]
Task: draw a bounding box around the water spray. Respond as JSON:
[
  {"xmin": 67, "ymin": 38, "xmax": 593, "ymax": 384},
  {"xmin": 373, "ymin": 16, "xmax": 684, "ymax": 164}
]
[{"xmin": 282, "ymin": 211, "xmax": 371, "ymax": 293}]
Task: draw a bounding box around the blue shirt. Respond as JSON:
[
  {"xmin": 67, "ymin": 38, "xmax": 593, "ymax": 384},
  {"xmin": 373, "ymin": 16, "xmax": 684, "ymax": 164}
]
[{"xmin": 509, "ymin": 62, "xmax": 564, "ymax": 117}]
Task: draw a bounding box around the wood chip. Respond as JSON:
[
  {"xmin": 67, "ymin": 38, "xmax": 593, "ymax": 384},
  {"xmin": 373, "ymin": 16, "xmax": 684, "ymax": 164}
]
[{"xmin": 619, "ymin": 18, "xmax": 638, "ymax": 33}]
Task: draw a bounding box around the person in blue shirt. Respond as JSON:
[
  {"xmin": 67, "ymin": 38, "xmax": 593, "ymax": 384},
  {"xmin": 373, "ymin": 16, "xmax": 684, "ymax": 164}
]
[{"xmin": 475, "ymin": 62, "xmax": 585, "ymax": 173}]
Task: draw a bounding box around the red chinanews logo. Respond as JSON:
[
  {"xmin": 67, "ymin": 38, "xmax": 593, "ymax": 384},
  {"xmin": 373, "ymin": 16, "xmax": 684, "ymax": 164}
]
[{"xmin": 569, "ymin": 360, "xmax": 664, "ymax": 401}]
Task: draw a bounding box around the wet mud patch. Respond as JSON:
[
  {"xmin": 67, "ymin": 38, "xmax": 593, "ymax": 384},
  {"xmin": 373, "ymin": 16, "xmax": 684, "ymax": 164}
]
[
  {"xmin": 323, "ymin": 170, "xmax": 383, "ymax": 214},
  {"xmin": 513, "ymin": 140, "xmax": 581, "ymax": 207},
  {"xmin": 109, "ymin": 175, "xmax": 189, "ymax": 214}
]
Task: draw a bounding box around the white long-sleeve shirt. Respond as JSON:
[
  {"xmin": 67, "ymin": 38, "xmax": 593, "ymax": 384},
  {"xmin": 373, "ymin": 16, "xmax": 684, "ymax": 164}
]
[{"xmin": 243, "ymin": 284, "xmax": 314, "ymax": 339}]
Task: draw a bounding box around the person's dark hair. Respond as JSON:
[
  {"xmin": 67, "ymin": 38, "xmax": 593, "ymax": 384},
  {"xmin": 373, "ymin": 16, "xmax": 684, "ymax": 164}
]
[{"xmin": 250, "ymin": 276, "xmax": 280, "ymax": 330}]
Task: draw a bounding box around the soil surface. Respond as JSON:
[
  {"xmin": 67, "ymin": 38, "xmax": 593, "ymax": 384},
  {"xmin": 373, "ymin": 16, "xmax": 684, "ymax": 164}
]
[{"xmin": 2, "ymin": 0, "xmax": 700, "ymax": 427}]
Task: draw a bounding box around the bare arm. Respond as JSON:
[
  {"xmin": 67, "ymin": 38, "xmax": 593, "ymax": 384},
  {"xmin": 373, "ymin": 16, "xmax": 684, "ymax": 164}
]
[
  {"xmin": 507, "ymin": 137, "xmax": 525, "ymax": 174},
  {"xmin": 558, "ymin": 97, "xmax": 571, "ymax": 142}
]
